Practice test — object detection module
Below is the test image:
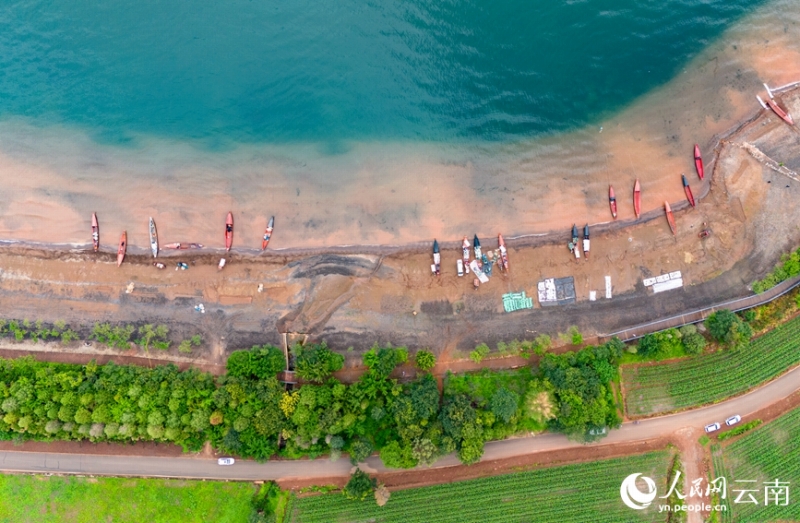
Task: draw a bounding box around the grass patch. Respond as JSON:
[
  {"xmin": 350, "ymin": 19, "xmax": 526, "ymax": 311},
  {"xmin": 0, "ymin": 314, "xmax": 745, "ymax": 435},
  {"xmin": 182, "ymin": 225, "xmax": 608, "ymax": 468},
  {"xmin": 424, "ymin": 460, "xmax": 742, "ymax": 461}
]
[
  {"xmin": 621, "ymin": 315, "xmax": 800, "ymax": 416},
  {"xmin": 290, "ymin": 451, "xmax": 674, "ymax": 523},
  {"xmin": 716, "ymin": 407, "xmax": 800, "ymax": 522},
  {"xmin": 0, "ymin": 475, "xmax": 253, "ymax": 523},
  {"xmin": 698, "ymin": 434, "xmax": 710, "ymax": 446}
]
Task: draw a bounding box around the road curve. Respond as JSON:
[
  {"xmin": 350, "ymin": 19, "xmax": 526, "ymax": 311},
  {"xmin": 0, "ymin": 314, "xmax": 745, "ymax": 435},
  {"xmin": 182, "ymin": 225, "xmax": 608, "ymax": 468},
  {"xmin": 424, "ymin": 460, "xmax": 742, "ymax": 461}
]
[{"xmin": 2, "ymin": 365, "xmax": 799, "ymax": 481}]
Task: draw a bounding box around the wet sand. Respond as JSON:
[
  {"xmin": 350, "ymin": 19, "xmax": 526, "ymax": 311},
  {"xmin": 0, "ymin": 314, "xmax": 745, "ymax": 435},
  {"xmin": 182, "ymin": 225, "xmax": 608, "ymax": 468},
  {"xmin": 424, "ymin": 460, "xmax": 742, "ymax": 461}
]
[{"xmin": 0, "ymin": 0, "xmax": 799, "ymax": 251}]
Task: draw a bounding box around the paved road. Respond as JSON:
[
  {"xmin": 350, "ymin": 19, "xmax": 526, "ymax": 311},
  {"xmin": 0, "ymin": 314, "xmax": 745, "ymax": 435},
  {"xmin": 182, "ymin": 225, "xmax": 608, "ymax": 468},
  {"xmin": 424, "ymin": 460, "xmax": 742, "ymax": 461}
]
[{"xmin": 2, "ymin": 365, "xmax": 799, "ymax": 481}]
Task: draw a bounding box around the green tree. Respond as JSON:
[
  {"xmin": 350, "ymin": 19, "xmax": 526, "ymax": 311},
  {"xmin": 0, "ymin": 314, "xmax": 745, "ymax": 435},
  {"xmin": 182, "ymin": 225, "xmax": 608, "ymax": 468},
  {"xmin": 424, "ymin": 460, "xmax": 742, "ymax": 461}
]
[
  {"xmin": 363, "ymin": 345, "xmax": 408, "ymax": 379},
  {"xmin": 295, "ymin": 343, "xmax": 344, "ymax": 383},
  {"xmin": 414, "ymin": 350, "xmax": 436, "ymax": 372},
  {"xmin": 490, "ymin": 388, "xmax": 520, "ymax": 424},
  {"xmin": 348, "ymin": 438, "xmax": 374, "ymax": 464},
  {"xmin": 343, "ymin": 470, "xmax": 376, "ymax": 501},
  {"xmin": 705, "ymin": 309, "xmax": 753, "ymax": 349},
  {"xmin": 379, "ymin": 440, "xmax": 417, "ymax": 469}
]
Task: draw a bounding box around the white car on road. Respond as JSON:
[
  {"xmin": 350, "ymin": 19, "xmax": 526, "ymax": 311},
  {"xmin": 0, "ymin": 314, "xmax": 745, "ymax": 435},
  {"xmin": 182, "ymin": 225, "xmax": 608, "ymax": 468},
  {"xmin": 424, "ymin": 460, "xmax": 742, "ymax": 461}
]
[
  {"xmin": 217, "ymin": 457, "xmax": 235, "ymax": 466},
  {"xmin": 725, "ymin": 415, "xmax": 742, "ymax": 426},
  {"xmin": 704, "ymin": 422, "xmax": 721, "ymax": 433}
]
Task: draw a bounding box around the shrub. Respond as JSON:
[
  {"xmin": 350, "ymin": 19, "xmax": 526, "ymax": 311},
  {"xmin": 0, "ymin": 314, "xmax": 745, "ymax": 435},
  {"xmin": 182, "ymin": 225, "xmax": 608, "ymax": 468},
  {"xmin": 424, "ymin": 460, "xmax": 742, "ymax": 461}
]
[
  {"xmin": 469, "ymin": 344, "xmax": 490, "ymax": 363},
  {"xmin": 343, "ymin": 470, "xmax": 376, "ymax": 501},
  {"xmin": 717, "ymin": 419, "xmax": 762, "ymax": 441},
  {"xmin": 682, "ymin": 332, "xmax": 707, "ymax": 355},
  {"xmin": 414, "ymin": 350, "xmax": 436, "ymax": 371}
]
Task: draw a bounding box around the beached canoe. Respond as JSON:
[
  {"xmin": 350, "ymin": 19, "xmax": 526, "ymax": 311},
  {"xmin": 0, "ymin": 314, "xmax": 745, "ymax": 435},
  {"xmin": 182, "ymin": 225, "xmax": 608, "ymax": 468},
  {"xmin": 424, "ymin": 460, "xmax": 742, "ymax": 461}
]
[
  {"xmin": 462, "ymin": 236, "xmax": 470, "ymax": 274},
  {"xmin": 473, "ymin": 234, "xmax": 482, "ymax": 259},
  {"xmin": 225, "ymin": 212, "xmax": 234, "ymax": 251},
  {"xmin": 163, "ymin": 242, "xmax": 204, "ymax": 249},
  {"xmin": 609, "ymin": 186, "xmax": 617, "ymax": 219},
  {"xmin": 682, "ymin": 175, "xmax": 696, "ymax": 207},
  {"xmin": 757, "ymin": 93, "xmax": 795, "ymax": 126},
  {"xmin": 498, "ymin": 234, "xmax": 509, "ymax": 272},
  {"xmin": 261, "ymin": 216, "xmax": 274, "ymax": 250},
  {"xmin": 694, "ymin": 144, "xmax": 704, "ymax": 180},
  {"xmin": 571, "ymin": 224, "xmax": 580, "ymax": 260},
  {"xmin": 149, "ymin": 217, "xmax": 158, "ymax": 258},
  {"xmin": 633, "ymin": 180, "xmax": 641, "ymax": 219},
  {"xmin": 117, "ymin": 231, "xmax": 127, "ymax": 267},
  {"xmin": 582, "ymin": 224, "xmax": 590, "ymax": 260},
  {"xmin": 664, "ymin": 201, "xmax": 676, "ymax": 236},
  {"xmin": 91, "ymin": 212, "xmax": 99, "ymax": 252},
  {"xmin": 432, "ymin": 239, "xmax": 441, "ymax": 276}
]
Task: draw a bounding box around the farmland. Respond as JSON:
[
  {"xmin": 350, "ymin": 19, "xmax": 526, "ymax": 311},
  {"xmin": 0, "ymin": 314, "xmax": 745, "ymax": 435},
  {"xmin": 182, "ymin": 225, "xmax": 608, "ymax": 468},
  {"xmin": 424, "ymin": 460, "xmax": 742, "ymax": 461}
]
[
  {"xmin": 290, "ymin": 450, "xmax": 672, "ymax": 523},
  {"xmin": 712, "ymin": 406, "xmax": 800, "ymax": 522},
  {"xmin": 0, "ymin": 474, "xmax": 253, "ymax": 523},
  {"xmin": 622, "ymin": 315, "xmax": 800, "ymax": 416}
]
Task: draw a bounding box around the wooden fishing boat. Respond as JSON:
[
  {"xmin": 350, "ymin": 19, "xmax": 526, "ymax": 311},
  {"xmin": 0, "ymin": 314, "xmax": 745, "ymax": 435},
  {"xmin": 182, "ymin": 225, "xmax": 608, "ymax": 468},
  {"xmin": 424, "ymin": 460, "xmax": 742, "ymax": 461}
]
[
  {"xmin": 582, "ymin": 224, "xmax": 590, "ymax": 260},
  {"xmin": 462, "ymin": 236, "xmax": 470, "ymax": 274},
  {"xmin": 694, "ymin": 144, "xmax": 704, "ymax": 180},
  {"xmin": 163, "ymin": 242, "xmax": 204, "ymax": 250},
  {"xmin": 498, "ymin": 234, "xmax": 509, "ymax": 272},
  {"xmin": 570, "ymin": 224, "xmax": 580, "ymax": 260},
  {"xmin": 117, "ymin": 231, "xmax": 127, "ymax": 267},
  {"xmin": 91, "ymin": 212, "xmax": 99, "ymax": 252},
  {"xmin": 261, "ymin": 216, "xmax": 275, "ymax": 250},
  {"xmin": 225, "ymin": 212, "xmax": 234, "ymax": 251},
  {"xmin": 149, "ymin": 217, "xmax": 158, "ymax": 258},
  {"xmin": 757, "ymin": 93, "xmax": 795, "ymax": 126},
  {"xmin": 682, "ymin": 175, "xmax": 696, "ymax": 208},
  {"xmin": 432, "ymin": 239, "xmax": 441, "ymax": 276},
  {"xmin": 664, "ymin": 202, "xmax": 676, "ymax": 236},
  {"xmin": 633, "ymin": 180, "xmax": 641, "ymax": 219},
  {"xmin": 609, "ymin": 186, "xmax": 617, "ymax": 219}
]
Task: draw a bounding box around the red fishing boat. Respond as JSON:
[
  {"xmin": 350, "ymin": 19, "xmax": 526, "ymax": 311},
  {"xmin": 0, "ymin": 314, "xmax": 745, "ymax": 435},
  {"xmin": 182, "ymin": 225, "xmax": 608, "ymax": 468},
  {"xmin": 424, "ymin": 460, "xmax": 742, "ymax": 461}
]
[
  {"xmin": 682, "ymin": 174, "xmax": 696, "ymax": 207},
  {"xmin": 633, "ymin": 180, "xmax": 641, "ymax": 219},
  {"xmin": 225, "ymin": 212, "xmax": 234, "ymax": 251},
  {"xmin": 757, "ymin": 92, "xmax": 795, "ymax": 126},
  {"xmin": 91, "ymin": 212, "xmax": 99, "ymax": 252},
  {"xmin": 609, "ymin": 186, "xmax": 617, "ymax": 219},
  {"xmin": 694, "ymin": 144, "xmax": 704, "ymax": 180},
  {"xmin": 117, "ymin": 231, "xmax": 127, "ymax": 267},
  {"xmin": 262, "ymin": 216, "xmax": 274, "ymax": 250},
  {"xmin": 498, "ymin": 234, "xmax": 509, "ymax": 272},
  {"xmin": 664, "ymin": 202, "xmax": 676, "ymax": 236}
]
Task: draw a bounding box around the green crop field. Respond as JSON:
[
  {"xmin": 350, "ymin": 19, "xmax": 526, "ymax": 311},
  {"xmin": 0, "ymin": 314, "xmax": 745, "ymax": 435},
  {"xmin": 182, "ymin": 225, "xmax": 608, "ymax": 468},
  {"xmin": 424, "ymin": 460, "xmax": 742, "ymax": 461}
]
[
  {"xmin": 290, "ymin": 451, "xmax": 672, "ymax": 523},
  {"xmin": 712, "ymin": 406, "xmax": 800, "ymax": 522},
  {"xmin": 622, "ymin": 315, "xmax": 800, "ymax": 416},
  {"xmin": 0, "ymin": 474, "xmax": 253, "ymax": 523}
]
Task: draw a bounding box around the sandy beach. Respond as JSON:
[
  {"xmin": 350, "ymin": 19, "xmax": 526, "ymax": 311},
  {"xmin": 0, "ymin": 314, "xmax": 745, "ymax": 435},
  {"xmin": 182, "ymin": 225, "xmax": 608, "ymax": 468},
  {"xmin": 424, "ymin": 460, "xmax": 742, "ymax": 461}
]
[
  {"xmin": 0, "ymin": 1, "xmax": 799, "ymax": 253},
  {"xmin": 0, "ymin": 79, "xmax": 798, "ymax": 377}
]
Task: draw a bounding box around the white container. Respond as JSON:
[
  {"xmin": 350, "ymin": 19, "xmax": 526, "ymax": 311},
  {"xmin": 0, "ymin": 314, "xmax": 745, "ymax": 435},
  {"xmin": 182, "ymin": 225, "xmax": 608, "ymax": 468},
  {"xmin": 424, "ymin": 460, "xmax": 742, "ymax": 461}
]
[{"xmin": 457, "ymin": 259, "xmax": 464, "ymax": 277}]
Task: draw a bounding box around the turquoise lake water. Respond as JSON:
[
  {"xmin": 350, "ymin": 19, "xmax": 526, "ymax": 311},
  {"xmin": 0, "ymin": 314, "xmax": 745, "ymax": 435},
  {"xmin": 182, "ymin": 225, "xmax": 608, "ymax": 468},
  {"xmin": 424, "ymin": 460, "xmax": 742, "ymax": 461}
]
[{"xmin": 0, "ymin": 0, "xmax": 763, "ymax": 146}]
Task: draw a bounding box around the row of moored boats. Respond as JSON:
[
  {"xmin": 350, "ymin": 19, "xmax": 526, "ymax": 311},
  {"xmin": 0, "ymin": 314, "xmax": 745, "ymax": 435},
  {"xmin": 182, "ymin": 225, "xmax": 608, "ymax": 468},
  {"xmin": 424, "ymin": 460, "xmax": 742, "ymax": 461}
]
[{"xmin": 91, "ymin": 212, "xmax": 275, "ymax": 268}]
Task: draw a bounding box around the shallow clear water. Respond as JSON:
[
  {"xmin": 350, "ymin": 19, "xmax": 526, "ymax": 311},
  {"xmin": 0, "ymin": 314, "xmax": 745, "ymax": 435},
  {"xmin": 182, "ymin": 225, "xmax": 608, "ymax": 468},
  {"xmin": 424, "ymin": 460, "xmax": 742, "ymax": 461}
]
[{"xmin": 0, "ymin": 0, "xmax": 762, "ymax": 145}]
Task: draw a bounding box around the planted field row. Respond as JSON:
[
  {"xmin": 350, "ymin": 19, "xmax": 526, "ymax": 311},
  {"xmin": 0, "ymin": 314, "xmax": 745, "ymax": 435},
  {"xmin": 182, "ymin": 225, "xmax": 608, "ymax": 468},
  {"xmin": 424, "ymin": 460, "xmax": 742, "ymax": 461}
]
[
  {"xmin": 719, "ymin": 406, "xmax": 800, "ymax": 522},
  {"xmin": 290, "ymin": 451, "xmax": 671, "ymax": 523},
  {"xmin": 622, "ymin": 316, "xmax": 800, "ymax": 416}
]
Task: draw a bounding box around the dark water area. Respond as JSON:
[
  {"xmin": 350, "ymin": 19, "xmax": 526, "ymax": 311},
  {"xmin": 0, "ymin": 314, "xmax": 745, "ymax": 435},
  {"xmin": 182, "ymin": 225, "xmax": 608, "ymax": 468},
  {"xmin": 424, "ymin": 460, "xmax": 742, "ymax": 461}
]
[{"xmin": 0, "ymin": 0, "xmax": 763, "ymax": 145}]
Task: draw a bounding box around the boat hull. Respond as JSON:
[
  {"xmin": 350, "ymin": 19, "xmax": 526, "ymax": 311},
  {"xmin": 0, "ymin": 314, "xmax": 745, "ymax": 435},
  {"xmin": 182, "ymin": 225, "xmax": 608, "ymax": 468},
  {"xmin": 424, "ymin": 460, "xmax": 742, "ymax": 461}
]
[
  {"xmin": 633, "ymin": 180, "xmax": 641, "ymax": 219},
  {"xmin": 225, "ymin": 212, "xmax": 234, "ymax": 251},
  {"xmin": 609, "ymin": 186, "xmax": 617, "ymax": 219},
  {"xmin": 262, "ymin": 216, "xmax": 274, "ymax": 250},
  {"xmin": 767, "ymin": 99, "xmax": 794, "ymax": 126},
  {"xmin": 694, "ymin": 145, "xmax": 704, "ymax": 180},
  {"xmin": 149, "ymin": 218, "xmax": 158, "ymax": 258},
  {"xmin": 664, "ymin": 202, "xmax": 676, "ymax": 236},
  {"xmin": 91, "ymin": 213, "xmax": 99, "ymax": 252},
  {"xmin": 682, "ymin": 175, "xmax": 696, "ymax": 208},
  {"xmin": 117, "ymin": 231, "xmax": 127, "ymax": 267}
]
